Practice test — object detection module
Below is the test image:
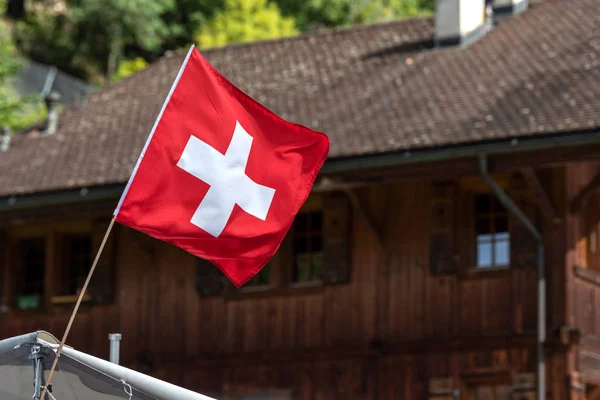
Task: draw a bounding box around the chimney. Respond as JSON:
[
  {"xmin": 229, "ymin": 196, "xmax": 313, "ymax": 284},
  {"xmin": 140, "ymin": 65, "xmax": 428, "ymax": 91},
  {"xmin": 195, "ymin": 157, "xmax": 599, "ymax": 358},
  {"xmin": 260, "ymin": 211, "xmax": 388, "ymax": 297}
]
[
  {"xmin": 435, "ymin": 0, "xmax": 492, "ymax": 47},
  {"xmin": 493, "ymin": 0, "xmax": 528, "ymax": 16},
  {"xmin": 0, "ymin": 126, "xmax": 10, "ymax": 152},
  {"xmin": 43, "ymin": 91, "xmax": 61, "ymax": 135}
]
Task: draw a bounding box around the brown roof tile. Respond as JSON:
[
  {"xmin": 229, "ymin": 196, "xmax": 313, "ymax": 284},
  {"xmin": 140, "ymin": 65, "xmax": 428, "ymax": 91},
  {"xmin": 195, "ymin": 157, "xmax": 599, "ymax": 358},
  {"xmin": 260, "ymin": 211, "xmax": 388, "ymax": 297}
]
[{"xmin": 1, "ymin": 0, "xmax": 600, "ymax": 196}]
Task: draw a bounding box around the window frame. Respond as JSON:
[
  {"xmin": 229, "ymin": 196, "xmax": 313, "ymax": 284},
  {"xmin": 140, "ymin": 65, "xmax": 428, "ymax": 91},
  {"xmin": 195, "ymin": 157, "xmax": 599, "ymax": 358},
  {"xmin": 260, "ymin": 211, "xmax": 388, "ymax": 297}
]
[
  {"xmin": 473, "ymin": 193, "xmax": 511, "ymax": 270},
  {"xmin": 224, "ymin": 192, "xmax": 351, "ymax": 299},
  {"xmin": 5, "ymin": 220, "xmax": 96, "ymax": 314},
  {"xmin": 59, "ymin": 233, "xmax": 93, "ymax": 297},
  {"xmin": 456, "ymin": 174, "xmax": 518, "ymax": 277}
]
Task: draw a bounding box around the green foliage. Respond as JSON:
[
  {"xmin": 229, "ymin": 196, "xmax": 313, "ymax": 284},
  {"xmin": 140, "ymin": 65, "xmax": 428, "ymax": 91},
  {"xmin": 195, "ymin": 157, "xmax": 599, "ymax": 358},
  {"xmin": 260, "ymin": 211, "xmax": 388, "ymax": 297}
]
[
  {"xmin": 112, "ymin": 57, "xmax": 148, "ymax": 82},
  {"xmin": 14, "ymin": 12, "xmax": 95, "ymax": 80},
  {"xmin": 276, "ymin": 0, "xmax": 433, "ymax": 29},
  {"xmin": 14, "ymin": 0, "xmax": 175, "ymax": 83},
  {"xmin": 0, "ymin": 1, "xmax": 46, "ymax": 131},
  {"xmin": 70, "ymin": 0, "xmax": 174, "ymax": 53},
  {"xmin": 275, "ymin": 0, "xmax": 350, "ymax": 30},
  {"xmin": 0, "ymin": 96, "xmax": 46, "ymax": 131},
  {"xmin": 195, "ymin": 0, "xmax": 298, "ymax": 49},
  {"xmin": 11, "ymin": 0, "xmax": 434, "ymax": 83}
]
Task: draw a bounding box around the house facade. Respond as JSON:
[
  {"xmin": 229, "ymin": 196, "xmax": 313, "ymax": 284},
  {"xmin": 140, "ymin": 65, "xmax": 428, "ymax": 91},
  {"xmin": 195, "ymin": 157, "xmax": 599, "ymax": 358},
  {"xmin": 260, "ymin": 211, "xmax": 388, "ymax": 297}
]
[{"xmin": 1, "ymin": 0, "xmax": 600, "ymax": 398}]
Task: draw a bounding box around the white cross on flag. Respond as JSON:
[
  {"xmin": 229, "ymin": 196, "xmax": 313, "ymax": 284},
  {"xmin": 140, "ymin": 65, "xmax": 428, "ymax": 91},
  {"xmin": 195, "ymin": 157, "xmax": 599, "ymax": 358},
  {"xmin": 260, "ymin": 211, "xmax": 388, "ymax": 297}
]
[{"xmin": 113, "ymin": 46, "xmax": 330, "ymax": 287}]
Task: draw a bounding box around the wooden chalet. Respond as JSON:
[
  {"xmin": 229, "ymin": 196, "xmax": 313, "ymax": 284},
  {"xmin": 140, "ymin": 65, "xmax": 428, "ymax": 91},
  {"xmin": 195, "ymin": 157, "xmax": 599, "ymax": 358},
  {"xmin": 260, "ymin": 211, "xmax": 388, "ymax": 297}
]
[{"xmin": 1, "ymin": 0, "xmax": 600, "ymax": 398}]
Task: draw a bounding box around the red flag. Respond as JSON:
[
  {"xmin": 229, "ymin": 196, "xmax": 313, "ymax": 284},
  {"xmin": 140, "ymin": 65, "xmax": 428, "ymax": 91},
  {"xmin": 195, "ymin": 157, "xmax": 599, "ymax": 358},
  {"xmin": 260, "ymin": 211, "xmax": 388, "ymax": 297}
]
[{"xmin": 113, "ymin": 46, "xmax": 329, "ymax": 287}]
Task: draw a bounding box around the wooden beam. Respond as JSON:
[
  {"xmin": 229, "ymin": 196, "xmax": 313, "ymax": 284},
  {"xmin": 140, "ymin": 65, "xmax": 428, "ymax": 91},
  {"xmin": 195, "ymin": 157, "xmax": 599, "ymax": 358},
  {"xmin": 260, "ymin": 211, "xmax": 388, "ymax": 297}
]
[
  {"xmin": 574, "ymin": 266, "xmax": 600, "ymax": 286},
  {"xmin": 156, "ymin": 334, "xmax": 538, "ymax": 370},
  {"xmin": 522, "ymin": 167, "xmax": 559, "ymax": 223},
  {"xmin": 314, "ymin": 177, "xmax": 384, "ymax": 246},
  {"xmin": 343, "ymin": 188, "xmax": 384, "ymax": 247},
  {"xmin": 571, "ymin": 171, "xmax": 600, "ymax": 214},
  {"xmin": 312, "ymin": 176, "xmax": 367, "ymax": 192}
]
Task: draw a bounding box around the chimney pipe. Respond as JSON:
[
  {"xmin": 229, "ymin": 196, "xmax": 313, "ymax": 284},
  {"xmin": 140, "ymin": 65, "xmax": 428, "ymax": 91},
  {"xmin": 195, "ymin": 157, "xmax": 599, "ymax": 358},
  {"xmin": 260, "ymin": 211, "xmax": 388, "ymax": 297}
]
[
  {"xmin": 43, "ymin": 91, "xmax": 61, "ymax": 135},
  {"xmin": 108, "ymin": 333, "xmax": 122, "ymax": 365},
  {"xmin": 435, "ymin": 0, "xmax": 492, "ymax": 47},
  {"xmin": 493, "ymin": 0, "xmax": 528, "ymax": 16},
  {"xmin": 0, "ymin": 126, "xmax": 10, "ymax": 152}
]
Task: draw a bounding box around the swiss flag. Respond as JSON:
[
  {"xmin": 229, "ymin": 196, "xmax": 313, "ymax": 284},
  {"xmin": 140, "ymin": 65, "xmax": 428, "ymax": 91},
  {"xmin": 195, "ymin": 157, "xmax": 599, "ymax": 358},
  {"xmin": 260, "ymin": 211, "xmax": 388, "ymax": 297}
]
[{"xmin": 113, "ymin": 46, "xmax": 330, "ymax": 287}]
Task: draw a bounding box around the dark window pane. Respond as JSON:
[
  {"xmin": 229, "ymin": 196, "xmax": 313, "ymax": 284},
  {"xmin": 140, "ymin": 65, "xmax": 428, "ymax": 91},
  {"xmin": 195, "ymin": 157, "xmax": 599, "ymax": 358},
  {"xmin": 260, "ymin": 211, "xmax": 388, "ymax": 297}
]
[
  {"xmin": 295, "ymin": 213, "xmax": 308, "ymax": 233},
  {"xmin": 475, "ymin": 194, "xmax": 490, "ymax": 213},
  {"xmin": 495, "ymin": 215, "xmax": 509, "ymax": 233},
  {"xmin": 17, "ymin": 238, "xmax": 46, "ymax": 310},
  {"xmin": 311, "ymin": 235, "xmax": 323, "ymax": 252},
  {"xmin": 311, "ymin": 212, "xmax": 322, "ymax": 232},
  {"xmin": 294, "ymin": 237, "xmax": 307, "ymax": 254},
  {"xmin": 311, "ymin": 252, "xmax": 324, "ymax": 281},
  {"xmin": 63, "ymin": 235, "xmax": 92, "ymax": 295},
  {"xmin": 476, "ymin": 217, "xmax": 491, "ymax": 234},
  {"xmin": 294, "ymin": 253, "xmax": 311, "ymax": 282},
  {"xmin": 292, "ymin": 211, "xmax": 325, "ymax": 284},
  {"xmin": 246, "ymin": 262, "xmax": 271, "ymax": 287},
  {"xmin": 492, "ymin": 196, "xmax": 505, "ymax": 212}
]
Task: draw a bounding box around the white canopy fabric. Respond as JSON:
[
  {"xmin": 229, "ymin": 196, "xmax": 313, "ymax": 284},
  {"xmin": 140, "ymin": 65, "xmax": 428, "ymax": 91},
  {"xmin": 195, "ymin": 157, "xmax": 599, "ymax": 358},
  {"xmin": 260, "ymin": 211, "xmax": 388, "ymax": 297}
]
[{"xmin": 0, "ymin": 331, "xmax": 215, "ymax": 400}]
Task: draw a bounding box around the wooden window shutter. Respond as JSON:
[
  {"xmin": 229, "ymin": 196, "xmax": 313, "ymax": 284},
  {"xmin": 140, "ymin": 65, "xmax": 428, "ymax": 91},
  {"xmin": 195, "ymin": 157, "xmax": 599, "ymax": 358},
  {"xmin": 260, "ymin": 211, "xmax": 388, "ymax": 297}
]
[
  {"xmin": 323, "ymin": 192, "xmax": 352, "ymax": 284},
  {"xmin": 196, "ymin": 258, "xmax": 224, "ymax": 296},
  {"xmin": 508, "ymin": 174, "xmax": 538, "ymax": 268},
  {"xmin": 88, "ymin": 219, "xmax": 116, "ymax": 304},
  {"xmin": 430, "ymin": 183, "xmax": 458, "ymax": 275}
]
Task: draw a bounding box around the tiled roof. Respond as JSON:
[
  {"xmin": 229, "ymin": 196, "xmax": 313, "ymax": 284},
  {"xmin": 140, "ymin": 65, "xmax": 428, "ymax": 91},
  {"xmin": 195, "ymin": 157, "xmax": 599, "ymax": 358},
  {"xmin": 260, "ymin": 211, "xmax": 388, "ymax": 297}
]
[{"xmin": 1, "ymin": 0, "xmax": 599, "ymax": 196}]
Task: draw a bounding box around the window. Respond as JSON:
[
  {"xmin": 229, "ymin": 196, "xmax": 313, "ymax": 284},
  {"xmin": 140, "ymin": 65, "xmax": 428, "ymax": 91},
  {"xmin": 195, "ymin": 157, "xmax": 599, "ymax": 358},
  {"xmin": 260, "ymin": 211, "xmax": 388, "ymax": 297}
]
[
  {"xmin": 198, "ymin": 193, "xmax": 352, "ymax": 297},
  {"xmin": 61, "ymin": 235, "xmax": 92, "ymax": 295},
  {"xmin": 475, "ymin": 194, "xmax": 510, "ymax": 268},
  {"xmin": 16, "ymin": 237, "xmax": 46, "ymax": 310},
  {"xmin": 7, "ymin": 219, "xmax": 114, "ymax": 311},
  {"xmin": 244, "ymin": 262, "xmax": 271, "ymax": 288},
  {"xmin": 292, "ymin": 211, "xmax": 324, "ymax": 284}
]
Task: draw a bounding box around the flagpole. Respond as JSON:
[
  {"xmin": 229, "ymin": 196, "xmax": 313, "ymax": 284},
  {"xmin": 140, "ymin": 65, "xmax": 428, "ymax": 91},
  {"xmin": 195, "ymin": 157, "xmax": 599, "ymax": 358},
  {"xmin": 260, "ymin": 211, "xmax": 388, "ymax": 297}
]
[{"xmin": 39, "ymin": 217, "xmax": 116, "ymax": 399}]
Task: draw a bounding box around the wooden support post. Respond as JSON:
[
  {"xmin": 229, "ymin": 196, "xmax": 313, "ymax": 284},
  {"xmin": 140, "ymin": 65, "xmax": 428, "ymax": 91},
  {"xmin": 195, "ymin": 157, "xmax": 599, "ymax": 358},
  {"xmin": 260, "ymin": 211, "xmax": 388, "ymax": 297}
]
[
  {"xmin": 570, "ymin": 171, "xmax": 600, "ymax": 214},
  {"xmin": 314, "ymin": 177, "xmax": 384, "ymax": 246},
  {"xmin": 522, "ymin": 167, "xmax": 559, "ymax": 224},
  {"xmin": 343, "ymin": 187, "xmax": 384, "ymax": 247}
]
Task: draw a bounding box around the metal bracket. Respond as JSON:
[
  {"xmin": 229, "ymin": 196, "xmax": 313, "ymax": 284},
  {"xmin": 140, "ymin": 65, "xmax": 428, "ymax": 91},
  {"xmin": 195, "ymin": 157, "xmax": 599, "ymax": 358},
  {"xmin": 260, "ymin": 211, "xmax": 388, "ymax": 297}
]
[{"xmin": 29, "ymin": 345, "xmax": 49, "ymax": 400}]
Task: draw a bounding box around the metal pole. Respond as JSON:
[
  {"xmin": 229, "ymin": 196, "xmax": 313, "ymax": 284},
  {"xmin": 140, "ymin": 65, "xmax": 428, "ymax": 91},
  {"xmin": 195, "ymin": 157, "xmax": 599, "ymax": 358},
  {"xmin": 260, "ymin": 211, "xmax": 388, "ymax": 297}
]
[
  {"xmin": 30, "ymin": 344, "xmax": 45, "ymax": 400},
  {"xmin": 479, "ymin": 154, "xmax": 545, "ymax": 400},
  {"xmin": 537, "ymin": 244, "xmax": 546, "ymax": 400},
  {"xmin": 109, "ymin": 333, "xmax": 122, "ymax": 365}
]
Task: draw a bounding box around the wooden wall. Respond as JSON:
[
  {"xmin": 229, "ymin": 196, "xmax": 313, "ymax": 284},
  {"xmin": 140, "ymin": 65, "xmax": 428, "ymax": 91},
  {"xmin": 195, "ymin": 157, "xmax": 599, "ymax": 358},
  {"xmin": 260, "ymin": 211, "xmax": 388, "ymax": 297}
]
[{"xmin": 0, "ymin": 169, "xmax": 575, "ymax": 398}]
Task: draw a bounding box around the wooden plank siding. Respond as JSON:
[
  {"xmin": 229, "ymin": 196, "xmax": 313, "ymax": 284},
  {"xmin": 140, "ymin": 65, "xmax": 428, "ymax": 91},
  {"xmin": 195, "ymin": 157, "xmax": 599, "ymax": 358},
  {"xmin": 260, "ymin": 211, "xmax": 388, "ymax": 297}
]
[{"xmin": 0, "ymin": 166, "xmax": 580, "ymax": 398}]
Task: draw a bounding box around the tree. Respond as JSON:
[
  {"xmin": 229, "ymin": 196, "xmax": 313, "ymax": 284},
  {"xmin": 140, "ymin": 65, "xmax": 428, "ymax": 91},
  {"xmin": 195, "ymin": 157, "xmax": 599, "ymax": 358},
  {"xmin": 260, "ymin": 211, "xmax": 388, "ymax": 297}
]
[
  {"xmin": 275, "ymin": 0, "xmax": 351, "ymax": 30},
  {"xmin": 0, "ymin": 0, "xmax": 45, "ymax": 130},
  {"xmin": 14, "ymin": 0, "xmax": 175, "ymax": 83},
  {"xmin": 69, "ymin": 0, "xmax": 174, "ymax": 82},
  {"xmin": 112, "ymin": 57, "xmax": 147, "ymax": 82},
  {"xmin": 195, "ymin": 0, "xmax": 298, "ymax": 49},
  {"xmin": 276, "ymin": 0, "xmax": 433, "ymax": 30}
]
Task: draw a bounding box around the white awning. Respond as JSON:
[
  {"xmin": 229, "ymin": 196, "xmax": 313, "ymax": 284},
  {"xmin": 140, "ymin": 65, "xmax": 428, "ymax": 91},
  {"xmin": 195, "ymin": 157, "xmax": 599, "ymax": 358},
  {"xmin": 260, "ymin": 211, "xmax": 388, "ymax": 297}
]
[{"xmin": 0, "ymin": 331, "xmax": 215, "ymax": 400}]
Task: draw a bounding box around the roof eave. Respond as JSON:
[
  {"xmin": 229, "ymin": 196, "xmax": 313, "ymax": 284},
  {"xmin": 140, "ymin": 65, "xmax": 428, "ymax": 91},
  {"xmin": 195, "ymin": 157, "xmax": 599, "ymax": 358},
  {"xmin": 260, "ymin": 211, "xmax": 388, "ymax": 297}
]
[
  {"xmin": 322, "ymin": 128, "xmax": 600, "ymax": 174},
  {"xmin": 2, "ymin": 128, "xmax": 600, "ymax": 214}
]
